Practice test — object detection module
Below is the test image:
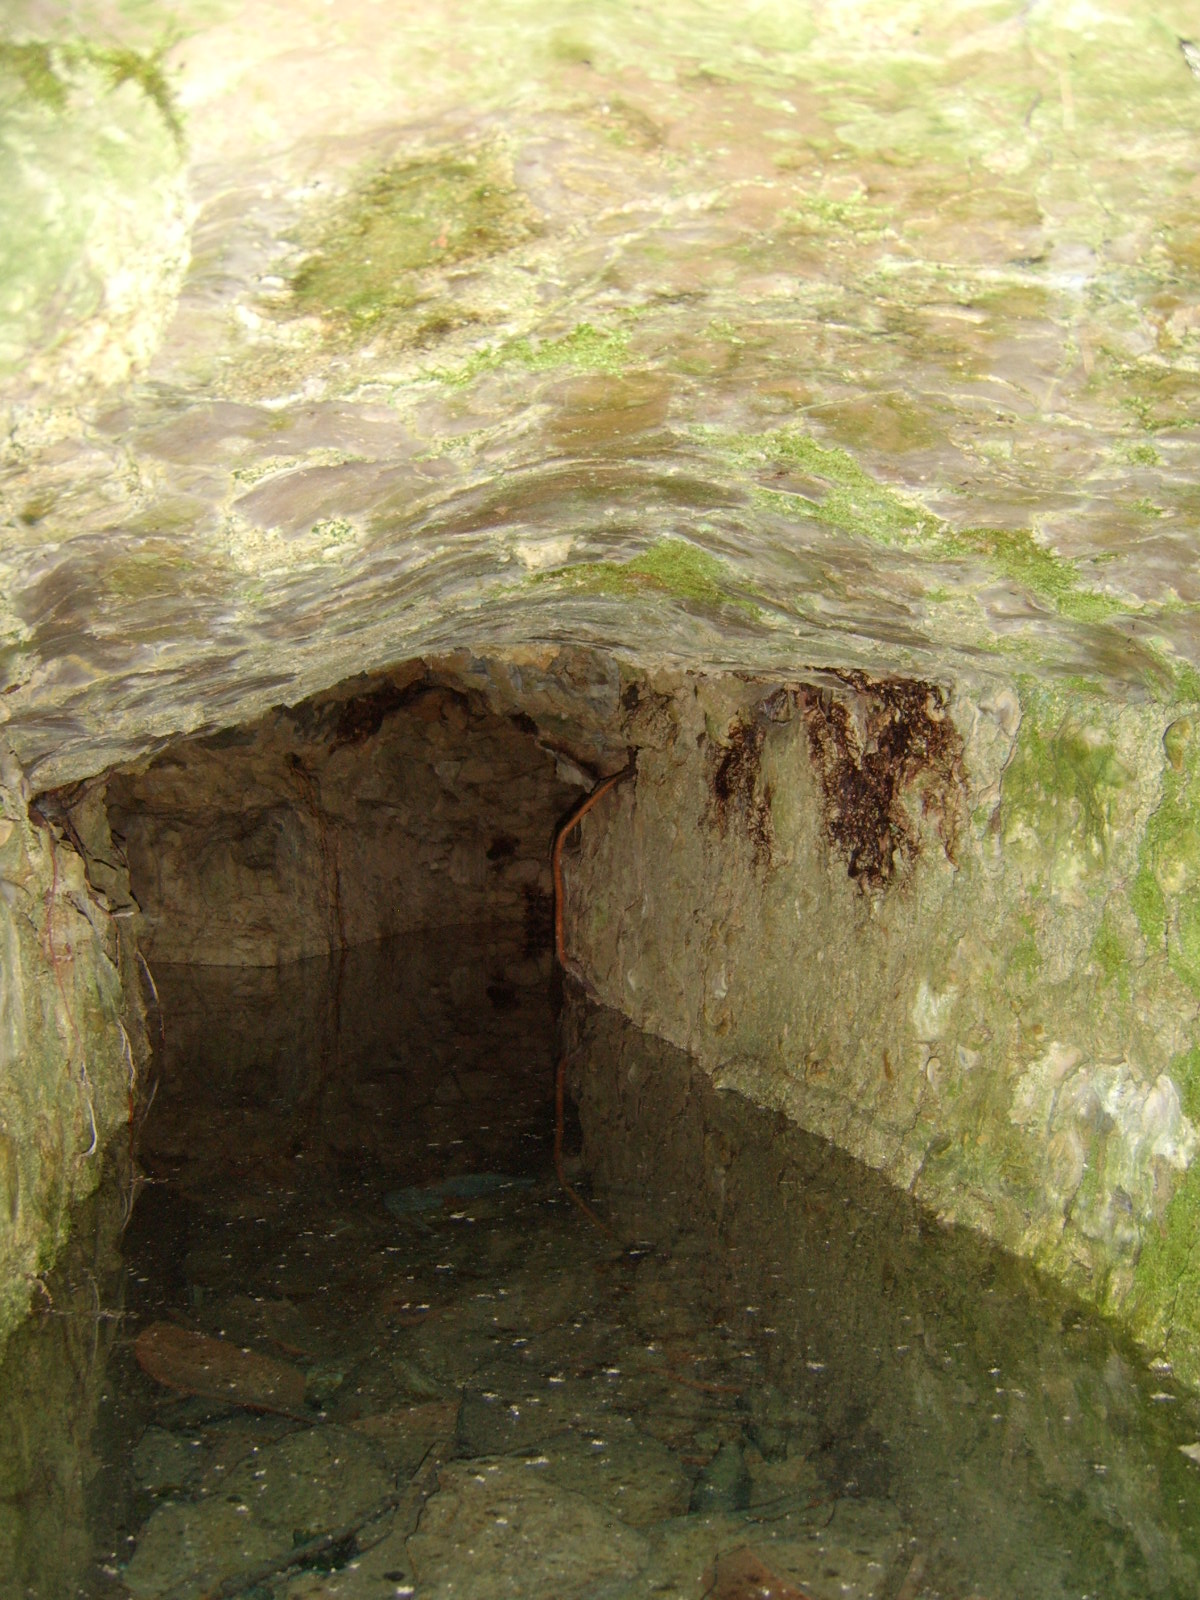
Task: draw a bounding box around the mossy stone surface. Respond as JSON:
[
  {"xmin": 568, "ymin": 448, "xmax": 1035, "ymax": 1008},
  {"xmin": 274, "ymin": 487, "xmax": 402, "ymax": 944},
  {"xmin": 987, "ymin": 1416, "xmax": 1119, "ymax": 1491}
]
[
  {"xmin": 1133, "ymin": 724, "xmax": 1200, "ymax": 995},
  {"xmin": 2, "ymin": 0, "xmax": 1200, "ymax": 1385},
  {"xmin": 289, "ymin": 148, "xmax": 535, "ymax": 340},
  {"xmin": 0, "ymin": 756, "xmax": 147, "ymax": 1351},
  {"xmin": 5, "ymin": 1, "xmax": 1200, "ymax": 780},
  {"xmin": 532, "ymin": 537, "xmax": 761, "ymax": 617},
  {"xmin": 569, "ymin": 671, "xmax": 1200, "ymax": 1385},
  {"xmin": 0, "ymin": 32, "xmax": 186, "ymax": 386}
]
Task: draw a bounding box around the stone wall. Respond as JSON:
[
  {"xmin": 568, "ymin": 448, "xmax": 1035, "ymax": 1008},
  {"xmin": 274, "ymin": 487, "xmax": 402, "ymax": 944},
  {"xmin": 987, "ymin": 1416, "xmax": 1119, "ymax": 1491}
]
[
  {"xmin": 11, "ymin": 644, "xmax": 1200, "ymax": 1393},
  {"xmin": 561, "ymin": 994, "xmax": 1200, "ymax": 1598},
  {"xmin": 105, "ymin": 666, "xmax": 585, "ymax": 966},
  {"xmin": 0, "ymin": 743, "xmax": 146, "ymax": 1350},
  {"xmin": 0, "ymin": 1168, "xmax": 126, "ymax": 1597},
  {"xmin": 566, "ymin": 670, "xmax": 1200, "ymax": 1385}
]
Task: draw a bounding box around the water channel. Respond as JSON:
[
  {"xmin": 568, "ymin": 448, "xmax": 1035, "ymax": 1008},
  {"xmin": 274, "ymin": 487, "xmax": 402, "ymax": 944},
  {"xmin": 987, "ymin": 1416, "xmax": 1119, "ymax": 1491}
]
[{"xmin": 3, "ymin": 927, "xmax": 1200, "ymax": 1599}]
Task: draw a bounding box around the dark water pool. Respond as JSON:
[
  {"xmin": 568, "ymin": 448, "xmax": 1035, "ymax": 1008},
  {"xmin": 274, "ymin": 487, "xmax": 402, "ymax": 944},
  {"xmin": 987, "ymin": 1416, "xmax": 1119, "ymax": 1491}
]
[{"xmin": 3, "ymin": 928, "xmax": 1200, "ymax": 1599}]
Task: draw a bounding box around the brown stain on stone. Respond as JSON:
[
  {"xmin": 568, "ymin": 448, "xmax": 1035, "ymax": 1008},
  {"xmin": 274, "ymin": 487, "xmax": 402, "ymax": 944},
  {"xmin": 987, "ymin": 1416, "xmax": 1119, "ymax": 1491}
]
[
  {"xmin": 707, "ymin": 709, "xmax": 774, "ymax": 867},
  {"xmin": 800, "ymin": 671, "xmax": 965, "ymax": 891},
  {"xmin": 331, "ymin": 679, "xmax": 419, "ymax": 747},
  {"xmin": 330, "ymin": 676, "xmax": 472, "ymax": 747}
]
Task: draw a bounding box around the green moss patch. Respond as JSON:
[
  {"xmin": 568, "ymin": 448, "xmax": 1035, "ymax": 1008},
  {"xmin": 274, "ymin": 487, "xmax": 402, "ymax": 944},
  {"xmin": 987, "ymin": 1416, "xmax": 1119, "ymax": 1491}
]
[
  {"xmin": 952, "ymin": 528, "xmax": 1123, "ymax": 625},
  {"xmin": 1128, "ymin": 1159, "xmax": 1200, "ymax": 1367},
  {"xmin": 1132, "ymin": 724, "xmax": 1200, "ymax": 994},
  {"xmin": 1170, "ymin": 1046, "xmax": 1200, "ymax": 1126},
  {"xmin": 1001, "ymin": 696, "xmax": 1128, "ymax": 884},
  {"xmin": 0, "ymin": 32, "xmax": 185, "ymax": 377},
  {"xmin": 0, "ymin": 40, "xmax": 68, "ymax": 110},
  {"xmin": 1007, "ymin": 914, "xmax": 1041, "ymax": 983},
  {"xmin": 0, "ymin": 38, "xmax": 180, "ymax": 139},
  {"xmin": 532, "ymin": 537, "xmax": 761, "ymax": 616},
  {"xmin": 1090, "ymin": 911, "xmax": 1131, "ymax": 1004},
  {"xmin": 739, "ymin": 427, "xmax": 942, "ymax": 547},
  {"xmin": 436, "ymin": 321, "xmax": 632, "ymax": 386},
  {"xmin": 721, "ymin": 426, "xmax": 1126, "ymax": 625},
  {"xmin": 778, "ymin": 190, "xmax": 892, "ymax": 241},
  {"xmin": 289, "ymin": 148, "xmax": 534, "ymax": 339},
  {"xmin": 1169, "ymin": 663, "xmax": 1200, "ymax": 706},
  {"xmin": 1098, "ymin": 348, "xmax": 1200, "ymax": 432}
]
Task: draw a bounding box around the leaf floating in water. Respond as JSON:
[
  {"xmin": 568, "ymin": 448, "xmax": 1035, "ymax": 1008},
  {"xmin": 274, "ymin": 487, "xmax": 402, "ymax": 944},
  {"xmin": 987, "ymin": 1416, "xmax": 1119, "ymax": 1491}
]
[
  {"xmin": 703, "ymin": 1545, "xmax": 814, "ymax": 1600},
  {"xmin": 133, "ymin": 1321, "xmax": 308, "ymax": 1417}
]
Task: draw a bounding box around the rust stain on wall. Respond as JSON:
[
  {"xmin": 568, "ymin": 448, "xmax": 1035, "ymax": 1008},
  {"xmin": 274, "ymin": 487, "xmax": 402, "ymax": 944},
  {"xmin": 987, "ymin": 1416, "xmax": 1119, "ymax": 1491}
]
[{"xmin": 800, "ymin": 673, "xmax": 965, "ymax": 890}]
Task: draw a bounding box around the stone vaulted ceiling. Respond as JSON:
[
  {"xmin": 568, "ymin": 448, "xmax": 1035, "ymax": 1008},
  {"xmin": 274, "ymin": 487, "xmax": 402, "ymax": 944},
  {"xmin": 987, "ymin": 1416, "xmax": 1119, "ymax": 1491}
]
[{"xmin": 4, "ymin": 0, "xmax": 1200, "ymax": 785}]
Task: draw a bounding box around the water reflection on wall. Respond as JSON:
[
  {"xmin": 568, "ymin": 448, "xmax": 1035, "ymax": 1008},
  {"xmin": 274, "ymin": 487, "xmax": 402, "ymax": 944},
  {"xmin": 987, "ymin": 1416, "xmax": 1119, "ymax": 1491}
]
[
  {"xmin": 0, "ymin": 1172, "xmax": 126, "ymax": 1600},
  {"xmin": 564, "ymin": 993, "xmax": 1200, "ymax": 1600},
  {"xmin": 140, "ymin": 926, "xmax": 556, "ymax": 1196}
]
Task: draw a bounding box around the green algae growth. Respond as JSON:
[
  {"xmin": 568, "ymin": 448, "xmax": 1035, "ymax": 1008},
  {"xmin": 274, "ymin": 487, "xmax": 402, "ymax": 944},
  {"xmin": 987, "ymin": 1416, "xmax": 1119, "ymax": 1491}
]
[
  {"xmin": 1132, "ymin": 719, "xmax": 1200, "ymax": 996},
  {"xmin": 532, "ymin": 536, "xmax": 762, "ymax": 617},
  {"xmin": 434, "ymin": 321, "xmax": 633, "ymax": 386},
  {"xmin": 0, "ymin": 37, "xmax": 181, "ymax": 139},
  {"xmin": 289, "ymin": 148, "xmax": 535, "ymax": 339},
  {"xmin": 724, "ymin": 426, "xmax": 1127, "ymax": 626}
]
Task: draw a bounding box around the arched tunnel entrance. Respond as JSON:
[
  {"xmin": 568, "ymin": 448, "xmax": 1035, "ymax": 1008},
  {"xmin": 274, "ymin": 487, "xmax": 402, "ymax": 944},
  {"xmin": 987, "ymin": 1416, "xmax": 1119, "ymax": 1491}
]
[
  {"xmin": 12, "ymin": 0, "xmax": 1200, "ymax": 1590},
  {"xmin": 4, "ymin": 651, "xmax": 1200, "ymax": 1600},
  {"xmin": 94, "ymin": 658, "xmax": 601, "ymax": 1194},
  {"xmin": 75, "ymin": 648, "xmax": 638, "ymax": 1284}
]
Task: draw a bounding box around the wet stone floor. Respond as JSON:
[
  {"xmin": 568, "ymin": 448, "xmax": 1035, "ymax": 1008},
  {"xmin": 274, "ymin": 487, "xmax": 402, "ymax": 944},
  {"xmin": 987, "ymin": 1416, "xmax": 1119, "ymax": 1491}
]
[{"xmin": 5, "ymin": 927, "xmax": 1200, "ymax": 1599}]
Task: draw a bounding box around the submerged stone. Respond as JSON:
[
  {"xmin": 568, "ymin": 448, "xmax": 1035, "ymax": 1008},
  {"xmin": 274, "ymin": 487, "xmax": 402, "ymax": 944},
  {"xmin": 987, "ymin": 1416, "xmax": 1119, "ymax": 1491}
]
[
  {"xmin": 407, "ymin": 1458, "xmax": 649, "ymax": 1600},
  {"xmin": 130, "ymin": 1427, "xmax": 201, "ymax": 1495},
  {"xmin": 688, "ymin": 1440, "xmax": 752, "ymax": 1515},
  {"xmin": 122, "ymin": 1424, "xmax": 391, "ymax": 1599}
]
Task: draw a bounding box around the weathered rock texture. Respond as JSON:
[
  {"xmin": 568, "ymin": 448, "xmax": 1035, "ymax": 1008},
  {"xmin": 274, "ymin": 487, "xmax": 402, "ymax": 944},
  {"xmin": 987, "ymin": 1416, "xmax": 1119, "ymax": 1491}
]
[
  {"xmin": 5, "ymin": 2, "xmax": 1200, "ymax": 788},
  {"xmin": 3, "ymin": 0, "xmax": 1200, "ymax": 1379},
  {"xmin": 567, "ymin": 671, "xmax": 1200, "ymax": 1385},
  {"xmin": 0, "ymin": 747, "xmax": 146, "ymax": 1347},
  {"xmin": 0, "ymin": 1171, "xmax": 126, "ymax": 1598},
  {"xmin": 104, "ymin": 663, "xmax": 586, "ymax": 966}
]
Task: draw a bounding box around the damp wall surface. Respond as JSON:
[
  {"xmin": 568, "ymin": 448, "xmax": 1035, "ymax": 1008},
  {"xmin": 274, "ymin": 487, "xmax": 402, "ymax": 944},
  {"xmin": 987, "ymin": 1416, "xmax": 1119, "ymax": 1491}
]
[
  {"xmin": 0, "ymin": 747, "xmax": 147, "ymax": 1351},
  {"xmin": 0, "ymin": 1165, "xmax": 127, "ymax": 1599},
  {"xmin": 6, "ymin": 646, "xmax": 1200, "ymax": 1393},
  {"xmin": 0, "ymin": 652, "xmax": 612, "ymax": 1354},
  {"xmin": 105, "ymin": 667, "xmax": 587, "ymax": 967},
  {"xmin": 561, "ymin": 994, "xmax": 1200, "ymax": 1599},
  {"xmin": 566, "ymin": 671, "xmax": 1200, "ymax": 1387}
]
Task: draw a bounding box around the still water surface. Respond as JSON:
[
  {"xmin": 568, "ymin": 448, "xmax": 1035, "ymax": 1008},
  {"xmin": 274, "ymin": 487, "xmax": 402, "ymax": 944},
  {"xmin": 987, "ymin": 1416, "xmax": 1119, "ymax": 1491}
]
[{"xmin": 3, "ymin": 928, "xmax": 1200, "ymax": 1599}]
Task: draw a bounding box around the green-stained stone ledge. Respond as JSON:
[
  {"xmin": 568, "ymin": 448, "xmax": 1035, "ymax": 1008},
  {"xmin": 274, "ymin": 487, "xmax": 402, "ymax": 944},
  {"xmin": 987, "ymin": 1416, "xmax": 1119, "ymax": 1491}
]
[{"xmin": 528, "ymin": 536, "xmax": 763, "ymax": 617}]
